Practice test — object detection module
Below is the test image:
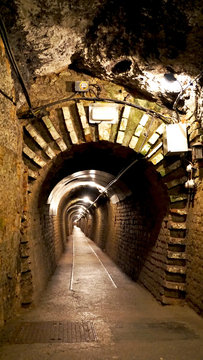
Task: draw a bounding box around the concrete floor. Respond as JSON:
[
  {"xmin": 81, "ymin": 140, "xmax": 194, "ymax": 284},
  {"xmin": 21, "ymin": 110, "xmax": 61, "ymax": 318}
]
[{"xmin": 0, "ymin": 226, "xmax": 203, "ymax": 360}]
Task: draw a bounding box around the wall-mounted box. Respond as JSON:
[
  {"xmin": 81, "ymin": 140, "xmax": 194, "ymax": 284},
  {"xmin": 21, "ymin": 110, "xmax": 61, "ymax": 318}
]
[
  {"xmin": 74, "ymin": 81, "xmax": 89, "ymax": 92},
  {"xmin": 163, "ymin": 123, "xmax": 188, "ymax": 156}
]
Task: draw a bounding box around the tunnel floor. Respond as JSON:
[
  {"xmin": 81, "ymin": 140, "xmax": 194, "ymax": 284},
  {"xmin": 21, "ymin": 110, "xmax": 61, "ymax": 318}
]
[{"xmin": 0, "ymin": 227, "xmax": 203, "ymax": 360}]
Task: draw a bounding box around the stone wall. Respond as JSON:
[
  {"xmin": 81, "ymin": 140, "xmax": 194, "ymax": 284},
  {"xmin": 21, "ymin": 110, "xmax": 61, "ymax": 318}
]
[
  {"xmin": 0, "ymin": 38, "xmax": 24, "ymax": 325},
  {"xmin": 1, "ymin": 0, "xmax": 201, "ymax": 111}
]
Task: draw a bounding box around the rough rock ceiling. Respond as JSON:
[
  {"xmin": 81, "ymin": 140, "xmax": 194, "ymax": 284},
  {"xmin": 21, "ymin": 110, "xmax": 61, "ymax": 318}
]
[{"xmin": 1, "ymin": 0, "xmax": 203, "ymax": 107}]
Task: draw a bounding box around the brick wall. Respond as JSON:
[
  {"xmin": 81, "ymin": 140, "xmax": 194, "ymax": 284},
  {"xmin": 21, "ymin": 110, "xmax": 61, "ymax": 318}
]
[
  {"xmin": 41, "ymin": 206, "xmax": 57, "ymax": 273},
  {"xmin": 22, "ymin": 202, "xmax": 65, "ymax": 304},
  {"xmin": 88, "ymin": 212, "xmax": 98, "ymax": 240},
  {"xmin": 106, "ymin": 198, "xmax": 150, "ymax": 279},
  {"xmin": 103, "ymin": 197, "xmax": 170, "ymax": 301},
  {"xmin": 93, "ymin": 203, "xmax": 109, "ymax": 249},
  {"xmin": 25, "ymin": 209, "xmax": 53, "ymax": 302},
  {"xmin": 84, "ymin": 164, "xmax": 170, "ymax": 303},
  {"xmin": 86, "ymin": 209, "xmax": 100, "ymax": 245},
  {"xmin": 186, "ymin": 178, "xmax": 203, "ymax": 315},
  {"xmin": 52, "ymin": 213, "xmax": 64, "ymax": 263},
  {"xmin": 83, "ymin": 191, "xmax": 169, "ymax": 303},
  {"xmin": 184, "ymin": 84, "xmax": 203, "ymax": 315},
  {"xmin": 139, "ymin": 221, "xmax": 170, "ymax": 301}
]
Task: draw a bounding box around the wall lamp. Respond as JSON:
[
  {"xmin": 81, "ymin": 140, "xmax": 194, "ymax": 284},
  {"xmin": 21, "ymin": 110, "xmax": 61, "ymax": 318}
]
[
  {"xmin": 185, "ymin": 163, "xmax": 196, "ymax": 190},
  {"xmin": 163, "ymin": 123, "xmax": 188, "ymax": 156},
  {"xmin": 192, "ymin": 142, "xmax": 203, "ymax": 161}
]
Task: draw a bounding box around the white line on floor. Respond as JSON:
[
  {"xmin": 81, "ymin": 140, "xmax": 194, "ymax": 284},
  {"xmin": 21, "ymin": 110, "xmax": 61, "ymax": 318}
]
[
  {"xmin": 69, "ymin": 235, "xmax": 75, "ymax": 291},
  {"xmin": 86, "ymin": 238, "xmax": 118, "ymax": 289}
]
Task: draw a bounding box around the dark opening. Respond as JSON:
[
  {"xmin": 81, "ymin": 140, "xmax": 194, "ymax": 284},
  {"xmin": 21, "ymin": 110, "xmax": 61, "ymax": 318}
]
[{"xmin": 111, "ymin": 59, "xmax": 132, "ymax": 74}]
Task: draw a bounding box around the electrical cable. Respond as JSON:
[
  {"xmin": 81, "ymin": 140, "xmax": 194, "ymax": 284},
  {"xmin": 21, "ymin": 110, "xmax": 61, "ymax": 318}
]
[
  {"xmin": 76, "ymin": 158, "xmax": 142, "ymax": 222},
  {"xmin": 32, "ymin": 92, "xmax": 77, "ymax": 117},
  {"xmin": 173, "ymin": 70, "xmax": 203, "ymax": 113},
  {"xmin": 88, "ymin": 88, "xmax": 98, "ymax": 98},
  {"xmin": 20, "ymin": 95, "xmax": 173, "ymax": 124},
  {"xmin": 0, "ymin": 88, "xmax": 16, "ymax": 105},
  {"xmin": 0, "ymin": 16, "xmax": 33, "ymax": 111},
  {"xmin": 0, "ymin": 18, "xmax": 173, "ymax": 124},
  {"xmin": 1, "ymin": 16, "xmax": 201, "ymax": 126},
  {"xmin": 76, "ymin": 116, "xmax": 155, "ymax": 222},
  {"xmin": 89, "ymin": 83, "xmax": 102, "ymax": 97}
]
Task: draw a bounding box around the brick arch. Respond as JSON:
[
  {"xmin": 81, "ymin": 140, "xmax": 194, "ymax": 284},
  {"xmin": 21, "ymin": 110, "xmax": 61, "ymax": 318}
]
[
  {"xmin": 21, "ymin": 101, "xmax": 188, "ymax": 305},
  {"xmin": 22, "ymin": 100, "xmax": 185, "ymax": 184}
]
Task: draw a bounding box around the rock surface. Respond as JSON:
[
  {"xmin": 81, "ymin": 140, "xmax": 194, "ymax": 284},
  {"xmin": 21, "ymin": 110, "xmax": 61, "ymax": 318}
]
[{"xmin": 0, "ymin": 0, "xmax": 202, "ymax": 107}]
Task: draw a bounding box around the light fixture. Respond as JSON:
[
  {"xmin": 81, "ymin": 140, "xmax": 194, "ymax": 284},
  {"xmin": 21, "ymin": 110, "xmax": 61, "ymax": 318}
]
[
  {"xmin": 185, "ymin": 179, "xmax": 195, "ymax": 189},
  {"xmin": 163, "ymin": 123, "xmax": 188, "ymax": 156},
  {"xmin": 82, "ymin": 196, "xmax": 92, "ymax": 204},
  {"xmin": 184, "ymin": 160, "xmax": 197, "ymax": 190},
  {"xmin": 89, "ymin": 103, "xmax": 119, "ymax": 124},
  {"xmin": 162, "ymin": 72, "xmax": 182, "ymax": 93},
  {"xmin": 192, "ymin": 142, "xmax": 203, "ymax": 161}
]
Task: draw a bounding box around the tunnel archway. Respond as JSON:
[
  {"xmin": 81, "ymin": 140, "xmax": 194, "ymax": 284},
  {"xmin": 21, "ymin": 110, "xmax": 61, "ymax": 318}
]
[{"xmin": 23, "ymin": 141, "xmax": 172, "ymax": 306}]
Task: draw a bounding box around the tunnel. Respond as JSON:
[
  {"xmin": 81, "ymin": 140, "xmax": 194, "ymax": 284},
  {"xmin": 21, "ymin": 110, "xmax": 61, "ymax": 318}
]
[
  {"xmin": 29, "ymin": 142, "xmax": 168, "ymax": 301},
  {"xmin": 0, "ymin": 1, "xmax": 203, "ymax": 359}
]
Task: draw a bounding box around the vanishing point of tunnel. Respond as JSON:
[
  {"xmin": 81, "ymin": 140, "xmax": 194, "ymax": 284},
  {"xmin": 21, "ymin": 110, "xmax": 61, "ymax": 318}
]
[{"xmin": 0, "ymin": 1, "xmax": 203, "ymax": 359}]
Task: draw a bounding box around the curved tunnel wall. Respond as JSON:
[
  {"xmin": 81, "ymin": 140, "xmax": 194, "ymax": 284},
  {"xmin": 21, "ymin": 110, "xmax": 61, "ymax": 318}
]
[{"xmin": 22, "ymin": 142, "xmax": 171, "ymax": 306}]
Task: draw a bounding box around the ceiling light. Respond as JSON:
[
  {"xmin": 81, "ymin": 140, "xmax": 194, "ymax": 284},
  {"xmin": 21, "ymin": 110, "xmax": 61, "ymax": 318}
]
[{"xmin": 82, "ymin": 196, "xmax": 92, "ymax": 204}]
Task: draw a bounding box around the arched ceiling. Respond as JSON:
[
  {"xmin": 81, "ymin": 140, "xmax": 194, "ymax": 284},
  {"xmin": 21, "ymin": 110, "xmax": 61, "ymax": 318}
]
[{"xmin": 48, "ymin": 169, "xmax": 131, "ymax": 215}]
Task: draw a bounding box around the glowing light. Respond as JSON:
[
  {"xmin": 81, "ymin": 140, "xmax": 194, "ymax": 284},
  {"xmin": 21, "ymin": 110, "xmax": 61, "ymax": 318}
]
[
  {"xmin": 90, "ymin": 169, "xmax": 96, "ymax": 179},
  {"xmin": 139, "ymin": 71, "xmax": 191, "ymax": 95},
  {"xmin": 82, "ymin": 196, "xmax": 92, "ymax": 204}
]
